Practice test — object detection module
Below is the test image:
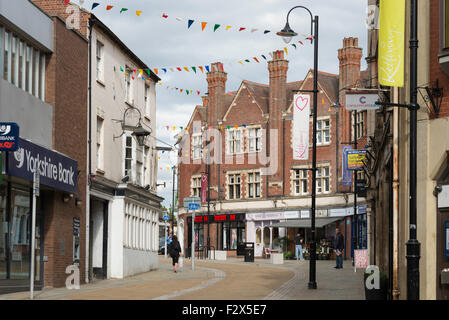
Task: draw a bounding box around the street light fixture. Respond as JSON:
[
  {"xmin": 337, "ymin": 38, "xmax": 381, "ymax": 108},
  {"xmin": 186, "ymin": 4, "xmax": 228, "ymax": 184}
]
[{"xmin": 278, "ymin": 5, "xmax": 319, "ymax": 290}]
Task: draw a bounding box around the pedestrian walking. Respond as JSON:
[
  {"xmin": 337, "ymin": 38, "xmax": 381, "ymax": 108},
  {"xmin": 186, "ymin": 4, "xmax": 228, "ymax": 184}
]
[
  {"xmin": 334, "ymin": 227, "xmax": 344, "ymax": 269},
  {"xmin": 294, "ymin": 233, "xmax": 304, "ymax": 261},
  {"xmin": 168, "ymin": 235, "xmax": 183, "ymax": 273}
]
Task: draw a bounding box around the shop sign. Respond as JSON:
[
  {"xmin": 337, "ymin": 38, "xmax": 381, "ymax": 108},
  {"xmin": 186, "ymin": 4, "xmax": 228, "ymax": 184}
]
[
  {"xmin": 345, "ymin": 93, "xmax": 380, "ymax": 111},
  {"xmin": 300, "ymin": 210, "xmax": 310, "ymax": 218},
  {"xmin": 316, "ymin": 209, "xmax": 328, "ymax": 217},
  {"xmin": 346, "ymin": 150, "xmax": 368, "ymax": 171},
  {"xmin": 0, "ymin": 122, "xmax": 19, "ymax": 152},
  {"xmin": 189, "ymin": 213, "xmax": 245, "ymax": 223},
  {"xmin": 329, "ymin": 208, "xmax": 347, "ymax": 217},
  {"xmin": 7, "ymin": 138, "xmax": 78, "ymax": 194},
  {"xmin": 246, "ymin": 212, "xmax": 284, "ymax": 221},
  {"xmin": 284, "ymin": 211, "xmax": 300, "ymax": 219}
]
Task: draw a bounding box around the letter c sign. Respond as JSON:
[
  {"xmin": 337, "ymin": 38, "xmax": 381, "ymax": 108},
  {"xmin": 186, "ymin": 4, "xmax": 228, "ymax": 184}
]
[{"xmin": 359, "ymin": 96, "xmax": 367, "ymax": 104}]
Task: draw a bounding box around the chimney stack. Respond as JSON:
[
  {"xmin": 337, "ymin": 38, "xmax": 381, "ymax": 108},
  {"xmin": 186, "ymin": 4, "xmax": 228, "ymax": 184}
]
[{"xmin": 206, "ymin": 62, "xmax": 227, "ymax": 126}]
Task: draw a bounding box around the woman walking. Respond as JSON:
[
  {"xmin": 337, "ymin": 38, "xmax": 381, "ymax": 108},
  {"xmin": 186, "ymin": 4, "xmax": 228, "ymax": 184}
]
[{"xmin": 168, "ymin": 235, "xmax": 182, "ymax": 273}]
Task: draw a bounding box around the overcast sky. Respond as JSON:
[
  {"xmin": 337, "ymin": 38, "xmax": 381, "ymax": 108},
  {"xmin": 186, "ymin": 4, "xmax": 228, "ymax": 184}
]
[{"xmin": 80, "ymin": 0, "xmax": 369, "ymax": 208}]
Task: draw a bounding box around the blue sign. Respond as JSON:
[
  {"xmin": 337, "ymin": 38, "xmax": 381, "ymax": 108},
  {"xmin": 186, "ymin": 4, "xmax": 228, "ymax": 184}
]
[
  {"xmin": 7, "ymin": 138, "xmax": 78, "ymax": 194},
  {"xmin": 188, "ymin": 202, "xmax": 200, "ymax": 211},
  {"xmin": 163, "ymin": 214, "xmax": 169, "ymax": 221},
  {"xmin": 0, "ymin": 123, "xmax": 19, "ymax": 152},
  {"xmin": 342, "ymin": 146, "xmax": 353, "ymax": 187}
]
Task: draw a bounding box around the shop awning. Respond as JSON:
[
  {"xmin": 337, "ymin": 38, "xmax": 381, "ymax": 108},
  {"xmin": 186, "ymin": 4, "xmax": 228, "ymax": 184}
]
[{"xmin": 270, "ymin": 217, "xmax": 342, "ymax": 228}]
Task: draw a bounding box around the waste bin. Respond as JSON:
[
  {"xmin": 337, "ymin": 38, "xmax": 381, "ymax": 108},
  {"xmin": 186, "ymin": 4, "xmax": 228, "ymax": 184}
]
[{"xmin": 244, "ymin": 242, "xmax": 254, "ymax": 262}]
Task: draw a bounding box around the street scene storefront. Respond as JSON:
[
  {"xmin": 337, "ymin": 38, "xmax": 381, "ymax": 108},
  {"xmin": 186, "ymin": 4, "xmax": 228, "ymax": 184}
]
[
  {"xmin": 0, "ymin": 138, "xmax": 79, "ymax": 293},
  {"xmin": 185, "ymin": 213, "xmax": 246, "ymax": 256}
]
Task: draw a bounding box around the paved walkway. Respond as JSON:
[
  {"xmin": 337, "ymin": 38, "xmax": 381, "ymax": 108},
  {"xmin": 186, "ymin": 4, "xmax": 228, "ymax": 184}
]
[{"xmin": 0, "ymin": 257, "xmax": 365, "ymax": 300}]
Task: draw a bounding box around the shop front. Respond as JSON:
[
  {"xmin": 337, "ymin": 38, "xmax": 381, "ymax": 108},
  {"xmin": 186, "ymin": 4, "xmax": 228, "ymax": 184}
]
[
  {"xmin": 186, "ymin": 213, "xmax": 246, "ymax": 257},
  {"xmin": 0, "ymin": 138, "xmax": 79, "ymax": 293}
]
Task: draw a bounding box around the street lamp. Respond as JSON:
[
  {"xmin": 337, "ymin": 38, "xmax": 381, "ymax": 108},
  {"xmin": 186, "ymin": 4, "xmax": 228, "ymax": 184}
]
[{"xmin": 278, "ymin": 5, "xmax": 319, "ymax": 290}]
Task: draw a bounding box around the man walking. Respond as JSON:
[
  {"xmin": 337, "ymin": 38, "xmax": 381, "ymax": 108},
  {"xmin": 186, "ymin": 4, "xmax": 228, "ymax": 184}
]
[
  {"xmin": 294, "ymin": 232, "xmax": 304, "ymax": 261},
  {"xmin": 334, "ymin": 227, "xmax": 344, "ymax": 269}
]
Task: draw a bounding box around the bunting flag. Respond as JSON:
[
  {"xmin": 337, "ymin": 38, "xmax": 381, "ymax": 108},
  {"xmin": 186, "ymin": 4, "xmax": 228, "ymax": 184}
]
[
  {"xmin": 91, "ymin": 2, "xmax": 100, "ymax": 10},
  {"xmin": 188, "ymin": 20, "xmax": 194, "ymax": 28},
  {"xmin": 136, "ymin": 11, "xmax": 142, "ymax": 16},
  {"xmin": 120, "ymin": 66, "xmax": 124, "ymax": 72},
  {"xmin": 65, "ymin": 0, "xmax": 70, "ymax": 5},
  {"xmin": 120, "ymin": 8, "xmax": 128, "ymax": 14},
  {"xmin": 162, "ymin": 13, "xmax": 168, "ymax": 18},
  {"xmin": 192, "ymin": 67, "xmax": 197, "ymax": 73},
  {"xmin": 239, "ymin": 27, "xmax": 246, "ymax": 32},
  {"xmin": 199, "ymin": 66, "xmax": 204, "ymax": 73},
  {"xmin": 226, "ymin": 26, "xmax": 232, "ymax": 30},
  {"xmin": 214, "ymin": 24, "xmax": 221, "ymax": 32},
  {"xmin": 253, "ymin": 57, "xmax": 260, "ymax": 63},
  {"xmin": 201, "ymin": 22, "xmax": 207, "ymax": 31},
  {"xmin": 106, "ymin": 5, "xmax": 113, "ymax": 10},
  {"xmin": 264, "ymin": 30, "xmax": 271, "ymax": 34}
]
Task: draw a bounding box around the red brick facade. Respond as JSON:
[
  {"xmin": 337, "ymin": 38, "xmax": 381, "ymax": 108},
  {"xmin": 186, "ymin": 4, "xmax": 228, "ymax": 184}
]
[{"xmin": 178, "ymin": 38, "xmax": 368, "ymax": 254}]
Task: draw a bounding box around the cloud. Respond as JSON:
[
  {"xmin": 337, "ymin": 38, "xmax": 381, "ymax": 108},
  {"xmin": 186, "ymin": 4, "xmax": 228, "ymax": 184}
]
[{"xmin": 88, "ymin": 0, "xmax": 369, "ymax": 207}]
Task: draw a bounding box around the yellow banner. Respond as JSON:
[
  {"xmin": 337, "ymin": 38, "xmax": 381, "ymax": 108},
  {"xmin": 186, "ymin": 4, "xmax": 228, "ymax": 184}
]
[{"xmin": 378, "ymin": 0, "xmax": 405, "ymax": 87}]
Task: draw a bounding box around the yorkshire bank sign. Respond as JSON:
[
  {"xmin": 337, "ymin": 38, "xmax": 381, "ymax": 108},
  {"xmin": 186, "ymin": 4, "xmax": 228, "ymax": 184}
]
[{"xmin": 7, "ymin": 138, "xmax": 78, "ymax": 194}]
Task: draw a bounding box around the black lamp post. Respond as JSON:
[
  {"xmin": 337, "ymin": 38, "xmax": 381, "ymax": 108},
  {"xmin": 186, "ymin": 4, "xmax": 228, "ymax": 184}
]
[{"xmin": 277, "ymin": 5, "xmax": 319, "ymax": 290}]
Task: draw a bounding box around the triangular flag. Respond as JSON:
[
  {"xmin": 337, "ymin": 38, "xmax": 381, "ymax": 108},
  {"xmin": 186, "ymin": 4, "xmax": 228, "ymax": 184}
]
[
  {"xmin": 197, "ymin": 91, "xmax": 200, "ymax": 95},
  {"xmin": 186, "ymin": 90, "xmax": 189, "ymax": 95},
  {"xmin": 176, "ymin": 17, "xmax": 183, "ymax": 21},
  {"xmin": 139, "ymin": 69, "xmax": 143, "ymax": 76},
  {"xmin": 170, "ymin": 68, "xmax": 175, "ymax": 72},
  {"xmin": 162, "ymin": 13, "xmax": 168, "ymax": 18},
  {"xmin": 251, "ymin": 28, "xmax": 258, "ymax": 32},
  {"xmin": 199, "ymin": 66, "xmax": 204, "ymax": 73},
  {"xmin": 227, "ymin": 126, "xmax": 231, "ymax": 130},
  {"xmin": 136, "ymin": 11, "xmax": 142, "ymax": 16},
  {"xmin": 132, "ymin": 75, "xmax": 135, "ymax": 80},
  {"xmin": 120, "ymin": 66, "xmax": 124, "ymax": 72},
  {"xmin": 106, "ymin": 5, "xmax": 113, "ymax": 10},
  {"xmin": 205, "ymin": 66, "xmax": 210, "ymax": 72},
  {"xmin": 253, "ymin": 57, "xmax": 260, "ymax": 63},
  {"xmin": 322, "ymin": 99, "xmax": 325, "ymax": 105},
  {"xmin": 238, "ymin": 61, "xmax": 243, "ymax": 65},
  {"xmin": 261, "ymin": 55, "xmax": 267, "ymax": 60},
  {"xmin": 183, "ymin": 67, "xmax": 190, "ymax": 72},
  {"xmin": 245, "ymin": 59, "xmax": 250, "ymax": 63},
  {"xmin": 239, "ymin": 27, "xmax": 246, "ymax": 31},
  {"xmin": 284, "ymin": 47, "xmax": 288, "ymax": 55},
  {"xmin": 65, "ymin": 0, "xmax": 70, "ymax": 6},
  {"xmin": 188, "ymin": 20, "xmax": 194, "ymax": 28},
  {"xmin": 91, "ymin": 3, "xmax": 100, "ymax": 10},
  {"xmin": 226, "ymin": 26, "xmax": 232, "ymax": 30},
  {"xmin": 154, "ymin": 69, "xmax": 158, "ymax": 75},
  {"xmin": 201, "ymin": 22, "xmax": 207, "ymax": 31},
  {"xmin": 180, "ymin": 89, "xmax": 183, "ymax": 92},
  {"xmin": 214, "ymin": 24, "xmax": 220, "ymax": 32},
  {"xmin": 298, "ymin": 40, "xmax": 304, "ymax": 45},
  {"xmin": 173, "ymin": 126, "xmax": 176, "ymax": 130},
  {"xmin": 192, "ymin": 67, "xmax": 196, "ymax": 73},
  {"xmin": 146, "ymin": 69, "xmax": 151, "ymax": 76},
  {"xmin": 292, "ymin": 44, "xmax": 297, "ymax": 49},
  {"xmin": 120, "ymin": 8, "xmax": 128, "ymax": 14},
  {"xmin": 177, "ymin": 67, "xmax": 182, "ymax": 71},
  {"xmin": 264, "ymin": 30, "xmax": 271, "ymax": 34}
]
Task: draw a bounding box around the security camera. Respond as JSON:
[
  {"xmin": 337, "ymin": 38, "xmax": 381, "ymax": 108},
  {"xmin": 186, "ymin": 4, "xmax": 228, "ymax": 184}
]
[{"xmin": 434, "ymin": 185, "xmax": 443, "ymax": 197}]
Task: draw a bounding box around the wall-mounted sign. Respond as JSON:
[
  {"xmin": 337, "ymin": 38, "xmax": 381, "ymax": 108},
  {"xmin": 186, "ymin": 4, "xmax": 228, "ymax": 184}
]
[
  {"xmin": 7, "ymin": 138, "xmax": 78, "ymax": 194},
  {"xmin": 201, "ymin": 174, "xmax": 208, "ymax": 204},
  {"xmin": 73, "ymin": 217, "xmax": 80, "ymax": 236},
  {"xmin": 188, "ymin": 213, "xmax": 245, "ymax": 224},
  {"xmin": 0, "ymin": 123, "xmax": 19, "ymax": 152},
  {"xmin": 345, "ymin": 94, "xmax": 380, "ymax": 111},
  {"xmin": 342, "ymin": 146, "xmax": 353, "ymax": 187},
  {"xmin": 292, "ymin": 94, "xmax": 310, "ymax": 160},
  {"xmin": 346, "ymin": 150, "xmax": 368, "ymax": 171}
]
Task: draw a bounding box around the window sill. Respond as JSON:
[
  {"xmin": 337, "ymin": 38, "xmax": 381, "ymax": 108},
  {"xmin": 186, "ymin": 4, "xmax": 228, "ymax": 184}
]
[
  {"xmin": 96, "ymin": 79, "xmax": 105, "ymax": 87},
  {"xmin": 96, "ymin": 168, "xmax": 105, "ymax": 175}
]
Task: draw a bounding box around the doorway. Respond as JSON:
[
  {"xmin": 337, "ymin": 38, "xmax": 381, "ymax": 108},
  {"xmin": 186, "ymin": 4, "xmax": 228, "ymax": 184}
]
[{"xmin": 90, "ymin": 199, "xmax": 108, "ymax": 280}]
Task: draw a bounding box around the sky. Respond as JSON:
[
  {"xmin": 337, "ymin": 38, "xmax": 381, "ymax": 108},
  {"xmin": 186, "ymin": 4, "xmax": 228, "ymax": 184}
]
[{"xmin": 77, "ymin": 0, "xmax": 369, "ymax": 208}]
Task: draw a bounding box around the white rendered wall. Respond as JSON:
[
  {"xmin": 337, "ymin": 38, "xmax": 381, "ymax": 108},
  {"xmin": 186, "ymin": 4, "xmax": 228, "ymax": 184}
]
[
  {"xmin": 92, "ymin": 201, "xmax": 104, "ymax": 268},
  {"xmin": 109, "ymin": 195, "xmax": 125, "ymax": 279},
  {"xmin": 123, "ymin": 248, "xmax": 158, "ymax": 277}
]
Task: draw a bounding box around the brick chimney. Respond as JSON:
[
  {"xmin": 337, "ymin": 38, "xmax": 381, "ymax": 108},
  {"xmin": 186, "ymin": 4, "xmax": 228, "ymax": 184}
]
[
  {"xmin": 206, "ymin": 62, "xmax": 227, "ymax": 127},
  {"xmin": 338, "ymin": 37, "xmax": 363, "ymax": 142},
  {"xmin": 267, "ymin": 50, "xmax": 288, "ymax": 188}
]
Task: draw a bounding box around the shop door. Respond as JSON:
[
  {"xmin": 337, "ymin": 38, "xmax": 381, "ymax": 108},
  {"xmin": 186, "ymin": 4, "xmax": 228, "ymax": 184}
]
[
  {"xmin": 437, "ymin": 208, "xmax": 449, "ymax": 300},
  {"xmin": 255, "ymin": 227, "xmax": 262, "ymax": 257}
]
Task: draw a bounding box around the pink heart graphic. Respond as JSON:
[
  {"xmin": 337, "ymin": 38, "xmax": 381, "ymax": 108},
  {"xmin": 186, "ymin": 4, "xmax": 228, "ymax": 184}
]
[{"xmin": 295, "ymin": 96, "xmax": 309, "ymax": 111}]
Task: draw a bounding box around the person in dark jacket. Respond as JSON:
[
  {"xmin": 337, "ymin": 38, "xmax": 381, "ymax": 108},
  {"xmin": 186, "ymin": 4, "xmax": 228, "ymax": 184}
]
[
  {"xmin": 168, "ymin": 235, "xmax": 182, "ymax": 273},
  {"xmin": 334, "ymin": 227, "xmax": 344, "ymax": 269}
]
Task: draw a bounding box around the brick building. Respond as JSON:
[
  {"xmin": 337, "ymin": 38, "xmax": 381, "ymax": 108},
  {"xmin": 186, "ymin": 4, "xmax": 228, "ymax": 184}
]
[
  {"xmin": 177, "ymin": 38, "xmax": 370, "ymax": 259},
  {"xmin": 0, "ymin": 0, "xmax": 87, "ymax": 292}
]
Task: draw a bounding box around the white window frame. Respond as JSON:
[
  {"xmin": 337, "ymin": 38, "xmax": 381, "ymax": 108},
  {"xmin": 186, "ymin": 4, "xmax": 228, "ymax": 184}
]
[
  {"xmin": 248, "ymin": 127, "xmax": 262, "ymax": 153},
  {"xmin": 136, "ymin": 144, "xmax": 144, "ymax": 186},
  {"xmin": 227, "ymin": 129, "xmax": 243, "ymax": 155},
  {"xmin": 316, "ymin": 118, "xmax": 330, "ymax": 146},
  {"xmin": 316, "ymin": 165, "xmax": 331, "ymax": 194},
  {"xmin": 191, "ymin": 176, "xmax": 201, "ymax": 198},
  {"xmin": 124, "ymin": 134, "xmax": 134, "ymax": 180},
  {"xmin": 248, "ymin": 172, "xmax": 261, "ymax": 198},
  {"xmin": 292, "ymin": 168, "xmax": 309, "ymax": 196},
  {"xmin": 192, "ymin": 133, "xmax": 203, "ymax": 160},
  {"xmin": 96, "ymin": 40, "xmax": 104, "ymax": 82},
  {"xmin": 144, "ymin": 84, "xmax": 150, "ymax": 116},
  {"xmin": 228, "ymin": 174, "xmax": 241, "ymax": 200},
  {"xmin": 96, "ymin": 116, "xmax": 104, "ymax": 171}
]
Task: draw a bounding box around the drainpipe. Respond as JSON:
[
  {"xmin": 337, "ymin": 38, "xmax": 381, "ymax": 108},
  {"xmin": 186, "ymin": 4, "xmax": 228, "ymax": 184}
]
[
  {"xmin": 85, "ymin": 16, "xmax": 95, "ymax": 284},
  {"xmin": 392, "ymin": 87, "xmax": 400, "ymax": 299}
]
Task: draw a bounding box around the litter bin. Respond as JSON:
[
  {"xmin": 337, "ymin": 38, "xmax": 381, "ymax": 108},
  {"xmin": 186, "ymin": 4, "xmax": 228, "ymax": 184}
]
[
  {"xmin": 244, "ymin": 242, "xmax": 254, "ymax": 262},
  {"xmin": 237, "ymin": 242, "xmax": 246, "ymax": 256}
]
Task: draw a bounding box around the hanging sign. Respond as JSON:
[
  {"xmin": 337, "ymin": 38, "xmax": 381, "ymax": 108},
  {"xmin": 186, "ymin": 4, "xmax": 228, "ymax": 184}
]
[
  {"xmin": 292, "ymin": 94, "xmax": 310, "ymax": 160},
  {"xmin": 378, "ymin": 0, "xmax": 405, "ymax": 87},
  {"xmin": 345, "ymin": 93, "xmax": 380, "ymax": 111},
  {"xmin": 342, "ymin": 146, "xmax": 353, "ymax": 186},
  {"xmin": 0, "ymin": 123, "xmax": 19, "ymax": 152},
  {"xmin": 346, "ymin": 150, "xmax": 368, "ymax": 171},
  {"xmin": 201, "ymin": 173, "xmax": 208, "ymax": 204}
]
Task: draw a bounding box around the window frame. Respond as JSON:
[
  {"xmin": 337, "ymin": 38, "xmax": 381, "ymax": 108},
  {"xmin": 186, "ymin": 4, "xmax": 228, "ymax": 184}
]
[
  {"xmin": 191, "ymin": 176, "xmax": 201, "ymax": 198},
  {"xmin": 292, "ymin": 168, "xmax": 309, "ymax": 196},
  {"xmin": 316, "ymin": 165, "xmax": 331, "ymax": 194},
  {"xmin": 192, "ymin": 133, "xmax": 203, "ymax": 160},
  {"xmin": 247, "ymin": 171, "xmax": 261, "ymax": 198},
  {"xmin": 227, "ymin": 174, "xmax": 241, "ymax": 200},
  {"xmin": 96, "ymin": 40, "xmax": 104, "ymax": 82},
  {"xmin": 316, "ymin": 118, "xmax": 331, "ymax": 146},
  {"xmin": 227, "ymin": 128, "xmax": 243, "ymax": 155},
  {"xmin": 248, "ymin": 127, "xmax": 262, "ymax": 153}
]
